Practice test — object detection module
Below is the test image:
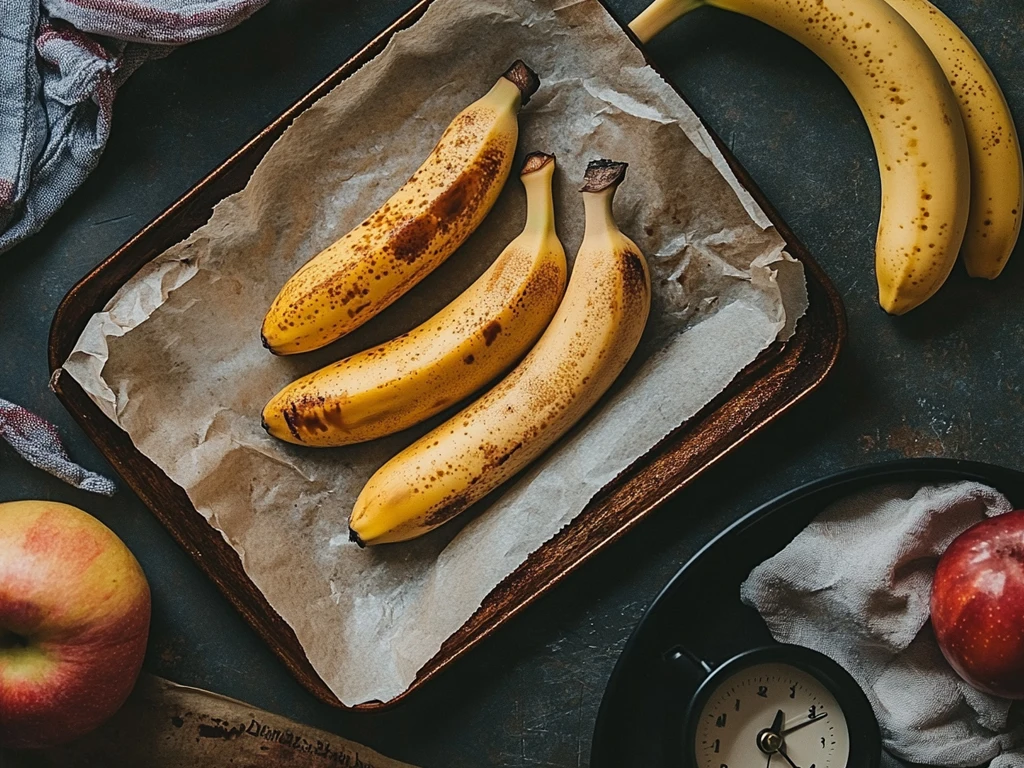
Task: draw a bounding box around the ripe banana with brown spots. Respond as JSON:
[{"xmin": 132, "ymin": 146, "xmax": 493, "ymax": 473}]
[
  {"xmin": 262, "ymin": 153, "xmax": 567, "ymax": 447},
  {"xmin": 631, "ymin": 0, "xmax": 971, "ymax": 314},
  {"xmin": 261, "ymin": 61, "xmax": 540, "ymax": 354},
  {"xmin": 349, "ymin": 161, "xmax": 651, "ymax": 546},
  {"xmin": 882, "ymin": 0, "xmax": 1021, "ymax": 279}
]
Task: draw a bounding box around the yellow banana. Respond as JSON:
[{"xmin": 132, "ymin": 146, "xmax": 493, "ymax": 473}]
[
  {"xmin": 631, "ymin": 0, "xmax": 971, "ymax": 314},
  {"xmin": 350, "ymin": 160, "xmax": 651, "ymax": 545},
  {"xmin": 883, "ymin": 0, "xmax": 1021, "ymax": 279},
  {"xmin": 262, "ymin": 61, "xmax": 540, "ymax": 354},
  {"xmin": 262, "ymin": 153, "xmax": 567, "ymax": 447}
]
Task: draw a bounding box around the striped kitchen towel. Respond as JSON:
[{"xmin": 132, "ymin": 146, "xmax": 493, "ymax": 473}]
[
  {"xmin": 0, "ymin": 0, "xmax": 270, "ymax": 254},
  {"xmin": 0, "ymin": 397, "xmax": 116, "ymax": 495}
]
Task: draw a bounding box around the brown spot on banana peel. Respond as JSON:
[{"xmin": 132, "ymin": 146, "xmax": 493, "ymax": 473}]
[
  {"xmin": 482, "ymin": 320, "xmax": 502, "ymax": 345},
  {"xmin": 422, "ymin": 490, "xmax": 476, "ymax": 529},
  {"xmin": 417, "ymin": 448, "xmax": 520, "ymax": 530},
  {"xmin": 385, "ymin": 153, "xmax": 499, "ymax": 265},
  {"xmin": 486, "ymin": 441, "xmax": 523, "ymax": 470},
  {"xmin": 618, "ymin": 250, "xmax": 648, "ymax": 296},
  {"xmin": 388, "ymin": 216, "xmax": 436, "ymax": 264},
  {"xmin": 275, "ymin": 395, "xmax": 347, "ymax": 442},
  {"xmin": 282, "ymin": 405, "xmax": 305, "ymax": 440}
]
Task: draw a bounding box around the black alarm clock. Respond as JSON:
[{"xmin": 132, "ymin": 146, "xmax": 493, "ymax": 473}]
[
  {"xmin": 669, "ymin": 644, "xmax": 882, "ymax": 768},
  {"xmin": 592, "ymin": 461, "xmax": 1024, "ymax": 767}
]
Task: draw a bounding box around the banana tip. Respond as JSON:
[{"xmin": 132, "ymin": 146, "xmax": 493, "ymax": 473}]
[
  {"xmin": 521, "ymin": 152, "xmax": 555, "ymax": 175},
  {"xmin": 349, "ymin": 527, "xmax": 366, "ymax": 548},
  {"xmin": 261, "ymin": 332, "xmax": 289, "ymax": 356},
  {"xmin": 879, "ymin": 296, "xmax": 914, "ymax": 316},
  {"xmin": 965, "ymin": 266, "xmax": 1003, "ymax": 280},
  {"xmin": 581, "ymin": 159, "xmax": 628, "ymax": 192},
  {"xmin": 503, "ymin": 60, "xmax": 540, "ymax": 105}
]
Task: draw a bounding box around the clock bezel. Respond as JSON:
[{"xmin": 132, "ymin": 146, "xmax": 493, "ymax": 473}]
[{"xmin": 682, "ymin": 644, "xmax": 881, "ymax": 768}]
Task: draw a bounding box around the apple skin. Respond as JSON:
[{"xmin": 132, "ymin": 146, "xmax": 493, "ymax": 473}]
[
  {"xmin": 931, "ymin": 509, "xmax": 1024, "ymax": 699},
  {"xmin": 0, "ymin": 501, "xmax": 151, "ymax": 748}
]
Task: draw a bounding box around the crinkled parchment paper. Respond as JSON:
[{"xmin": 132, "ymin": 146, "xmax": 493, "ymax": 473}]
[{"xmin": 64, "ymin": 0, "xmax": 808, "ymax": 705}]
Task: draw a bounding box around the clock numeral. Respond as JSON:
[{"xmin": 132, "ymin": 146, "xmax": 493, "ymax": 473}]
[
  {"xmin": 716, "ymin": 714, "xmax": 727, "ymax": 728},
  {"xmin": 789, "ymin": 684, "xmax": 797, "ymax": 699},
  {"xmin": 808, "ymin": 704, "xmax": 818, "ymax": 719},
  {"xmin": 735, "ymin": 698, "xmax": 741, "ymax": 712},
  {"xmin": 713, "ymin": 739, "xmax": 720, "ymax": 753},
  {"xmin": 821, "ymin": 738, "xmax": 826, "ymax": 748},
  {"xmin": 757, "ymin": 685, "xmax": 768, "ymax": 698}
]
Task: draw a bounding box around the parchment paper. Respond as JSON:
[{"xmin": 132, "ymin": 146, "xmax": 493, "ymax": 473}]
[
  {"xmin": 7, "ymin": 675, "xmax": 417, "ymax": 767},
  {"xmin": 63, "ymin": 0, "xmax": 808, "ymax": 705}
]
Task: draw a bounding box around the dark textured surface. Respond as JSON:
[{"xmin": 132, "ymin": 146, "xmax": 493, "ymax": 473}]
[{"xmin": 1, "ymin": 0, "xmax": 1021, "ymax": 765}]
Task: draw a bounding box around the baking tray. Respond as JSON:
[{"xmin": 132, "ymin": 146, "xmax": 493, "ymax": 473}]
[
  {"xmin": 48, "ymin": 0, "xmax": 846, "ymax": 710},
  {"xmin": 590, "ymin": 458, "xmax": 1024, "ymax": 767}
]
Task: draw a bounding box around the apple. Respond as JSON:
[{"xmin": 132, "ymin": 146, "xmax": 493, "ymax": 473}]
[
  {"xmin": 931, "ymin": 509, "xmax": 1024, "ymax": 699},
  {"xmin": 0, "ymin": 500, "xmax": 151, "ymax": 748}
]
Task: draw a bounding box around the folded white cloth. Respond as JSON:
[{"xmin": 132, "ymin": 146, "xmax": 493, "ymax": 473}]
[{"xmin": 740, "ymin": 480, "xmax": 1024, "ymax": 767}]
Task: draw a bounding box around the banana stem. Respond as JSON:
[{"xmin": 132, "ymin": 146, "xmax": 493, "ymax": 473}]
[
  {"xmin": 522, "ymin": 157, "xmax": 556, "ymax": 234},
  {"xmin": 630, "ymin": 0, "xmax": 704, "ymax": 43},
  {"xmin": 582, "ymin": 189, "xmax": 618, "ymax": 240},
  {"xmin": 581, "ymin": 160, "xmax": 627, "ymax": 239}
]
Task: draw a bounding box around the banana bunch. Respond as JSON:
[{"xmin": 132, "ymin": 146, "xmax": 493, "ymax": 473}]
[
  {"xmin": 259, "ymin": 54, "xmax": 652, "ymax": 546},
  {"xmin": 882, "ymin": 0, "xmax": 1022, "ymax": 280},
  {"xmin": 350, "ymin": 161, "xmax": 650, "ymax": 546},
  {"xmin": 631, "ymin": 0, "xmax": 1021, "ymax": 312},
  {"xmin": 262, "ymin": 153, "xmax": 567, "ymax": 447},
  {"xmin": 262, "ymin": 60, "xmax": 540, "ymax": 354}
]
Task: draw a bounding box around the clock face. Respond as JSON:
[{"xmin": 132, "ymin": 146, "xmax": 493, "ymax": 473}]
[{"xmin": 693, "ymin": 661, "xmax": 851, "ymax": 768}]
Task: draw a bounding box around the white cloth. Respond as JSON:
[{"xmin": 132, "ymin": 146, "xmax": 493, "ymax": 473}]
[{"xmin": 740, "ymin": 480, "xmax": 1024, "ymax": 767}]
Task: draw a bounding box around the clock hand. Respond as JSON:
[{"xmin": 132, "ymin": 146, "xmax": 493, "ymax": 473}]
[
  {"xmin": 766, "ymin": 713, "xmax": 785, "ymax": 768},
  {"xmin": 777, "ymin": 743, "xmax": 802, "ymax": 768},
  {"xmin": 781, "ymin": 713, "xmax": 828, "ymax": 735},
  {"xmin": 757, "ymin": 710, "xmax": 786, "ymax": 759}
]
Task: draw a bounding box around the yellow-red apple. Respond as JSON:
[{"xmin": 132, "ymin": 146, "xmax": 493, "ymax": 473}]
[
  {"xmin": 0, "ymin": 501, "xmax": 150, "ymax": 748},
  {"xmin": 931, "ymin": 509, "xmax": 1024, "ymax": 699}
]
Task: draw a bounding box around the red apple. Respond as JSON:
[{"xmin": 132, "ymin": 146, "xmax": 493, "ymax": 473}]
[
  {"xmin": 931, "ymin": 509, "xmax": 1024, "ymax": 699},
  {"xmin": 0, "ymin": 501, "xmax": 151, "ymax": 748}
]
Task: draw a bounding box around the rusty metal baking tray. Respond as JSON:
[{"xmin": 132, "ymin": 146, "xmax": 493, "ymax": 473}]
[{"xmin": 48, "ymin": 0, "xmax": 846, "ymax": 711}]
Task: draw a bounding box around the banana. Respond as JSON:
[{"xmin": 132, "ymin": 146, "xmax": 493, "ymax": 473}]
[
  {"xmin": 261, "ymin": 61, "xmax": 540, "ymax": 355},
  {"xmin": 350, "ymin": 160, "xmax": 651, "ymax": 545},
  {"xmin": 631, "ymin": 0, "xmax": 971, "ymax": 314},
  {"xmin": 262, "ymin": 153, "xmax": 567, "ymax": 447},
  {"xmin": 882, "ymin": 0, "xmax": 1022, "ymax": 279}
]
